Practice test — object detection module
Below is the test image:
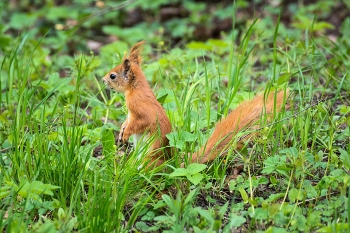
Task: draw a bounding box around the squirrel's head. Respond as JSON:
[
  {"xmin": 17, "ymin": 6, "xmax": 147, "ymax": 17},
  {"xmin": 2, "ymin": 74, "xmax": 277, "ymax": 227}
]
[{"xmin": 102, "ymin": 40, "xmax": 146, "ymax": 93}]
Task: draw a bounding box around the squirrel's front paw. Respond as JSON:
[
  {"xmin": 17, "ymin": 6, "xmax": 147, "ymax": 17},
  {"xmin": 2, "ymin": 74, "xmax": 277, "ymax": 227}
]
[
  {"xmin": 117, "ymin": 128, "xmax": 126, "ymax": 144},
  {"xmin": 117, "ymin": 127, "xmax": 129, "ymax": 144},
  {"xmin": 121, "ymin": 133, "xmax": 130, "ymax": 143},
  {"xmin": 117, "ymin": 136, "xmax": 123, "ymax": 144}
]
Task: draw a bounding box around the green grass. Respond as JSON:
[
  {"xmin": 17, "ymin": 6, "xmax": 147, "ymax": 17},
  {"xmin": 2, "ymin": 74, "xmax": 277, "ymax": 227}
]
[{"xmin": 1, "ymin": 1, "xmax": 350, "ymax": 232}]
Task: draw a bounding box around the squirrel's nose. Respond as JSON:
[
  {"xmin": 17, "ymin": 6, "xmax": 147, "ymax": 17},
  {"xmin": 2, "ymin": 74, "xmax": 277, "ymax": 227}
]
[{"xmin": 102, "ymin": 78, "xmax": 109, "ymax": 86}]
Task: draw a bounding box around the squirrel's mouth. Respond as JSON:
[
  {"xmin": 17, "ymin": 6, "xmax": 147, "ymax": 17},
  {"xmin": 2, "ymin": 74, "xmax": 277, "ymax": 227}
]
[{"xmin": 102, "ymin": 79, "xmax": 110, "ymax": 88}]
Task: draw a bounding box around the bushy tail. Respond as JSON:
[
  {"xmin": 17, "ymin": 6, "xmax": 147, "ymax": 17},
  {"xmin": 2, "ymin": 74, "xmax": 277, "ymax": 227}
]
[{"xmin": 189, "ymin": 90, "xmax": 289, "ymax": 164}]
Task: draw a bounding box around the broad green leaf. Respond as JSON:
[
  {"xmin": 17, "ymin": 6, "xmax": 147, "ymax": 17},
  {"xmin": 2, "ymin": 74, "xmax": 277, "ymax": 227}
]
[
  {"xmin": 238, "ymin": 187, "xmax": 248, "ymax": 203},
  {"xmin": 181, "ymin": 131, "xmax": 197, "ymax": 142},
  {"xmin": 279, "ymin": 147, "xmax": 298, "ymax": 158},
  {"xmin": 141, "ymin": 211, "xmax": 155, "ymax": 221},
  {"xmin": 166, "ymin": 132, "xmax": 185, "ymax": 150},
  {"xmin": 13, "ymin": 179, "xmax": 59, "ymax": 200},
  {"xmin": 229, "ymin": 214, "xmax": 246, "ymax": 227},
  {"xmin": 204, "ymin": 182, "xmax": 212, "ymax": 189},
  {"xmin": 100, "ymin": 41, "xmax": 129, "ymax": 58},
  {"xmin": 297, "ymin": 215, "xmax": 307, "ymax": 231},
  {"xmin": 161, "ymin": 194, "xmax": 174, "ymax": 211},
  {"xmin": 169, "ymin": 168, "xmax": 187, "ymax": 177},
  {"xmin": 187, "ymin": 163, "xmax": 207, "ymax": 175},
  {"xmin": 313, "ymin": 22, "xmax": 335, "ymax": 31},
  {"xmin": 265, "ymin": 226, "xmax": 288, "ymax": 233},
  {"xmin": 330, "ymin": 169, "xmax": 345, "ymax": 177},
  {"xmin": 339, "ymin": 148, "xmax": 350, "ymax": 169},
  {"xmin": 156, "ymin": 93, "xmax": 168, "ymax": 104},
  {"xmin": 100, "ymin": 125, "xmax": 116, "ymax": 157},
  {"xmin": 268, "ymin": 203, "xmax": 280, "ymax": 216},
  {"xmin": 288, "ymin": 188, "xmax": 304, "ymax": 202},
  {"xmin": 29, "ymin": 181, "xmax": 60, "ymax": 196},
  {"xmin": 136, "ymin": 221, "xmax": 150, "ymax": 232},
  {"xmin": 304, "ymin": 182, "xmax": 318, "ymax": 198},
  {"xmin": 307, "ymin": 211, "xmax": 322, "ymax": 229},
  {"xmin": 67, "ymin": 217, "xmax": 78, "ymax": 231},
  {"xmin": 196, "ymin": 208, "xmax": 214, "ymax": 224},
  {"xmin": 186, "ymin": 42, "xmax": 212, "ymax": 50},
  {"xmin": 265, "ymin": 193, "xmax": 285, "ymax": 202},
  {"xmin": 229, "ymin": 179, "xmax": 237, "ymax": 191},
  {"xmin": 207, "ymin": 39, "xmax": 229, "ymax": 48},
  {"xmin": 288, "ymin": 188, "xmax": 299, "ymax": 203},
  {"xmin": 153, "ymin": 200, "xmax": 166, "ymax": 209},
  {"xmin": 154, "ymin": 215, "xmax": 172, "ymax": 222},
  {"xmin": 262, "ymin": 155, "xmax": 291, "ymax": 177},
  {"xmin": 261, "ymin": 156, "xmax": 281, "ymax": 174},
  {"xmin": 102, "ymin": 26, "xmax": 146, "ymax": 43},
  {"xmin": 9, "ymin": 13, "xmax": 35, "ymax": 29},
  {"xmin": 187, "ymin": 173, "xmax": 203, "ymax": 185},
  {"xmin": 277, "ymin": 73, "xmax": 292, "ymax": 85},
  {"xmin": 47, "ymin": 6, "xmax": 78, "ymax": 21},
  {"xmin": 0, "ymin": 190, "xmax": 11, "ymax": 199},
  {"xmin": 257, "ymin": 176, "xmax": 269, "ymax": 185},
  {"xmin": 58, "ymin": 208, "xmax": 66, "ymax": 220}
]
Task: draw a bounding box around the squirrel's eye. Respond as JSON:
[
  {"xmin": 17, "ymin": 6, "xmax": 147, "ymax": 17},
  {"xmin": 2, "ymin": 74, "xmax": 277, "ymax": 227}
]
[{"xmin": 110, "ymin": 73, "xmax": 117, "ymax": 79}]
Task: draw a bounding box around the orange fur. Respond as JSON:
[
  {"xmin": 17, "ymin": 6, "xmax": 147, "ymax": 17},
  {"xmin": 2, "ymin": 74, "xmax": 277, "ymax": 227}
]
[
  {"xmin": 103, "ymin": 41, "xmax": 288, "ymax": 167},
  {"xmin": 189, "ymin": 91, "xmax": 288, "ymax": 164},
  {"xmin": 103, "ymin": 41, "xmax": 172, "ymax": 165}
]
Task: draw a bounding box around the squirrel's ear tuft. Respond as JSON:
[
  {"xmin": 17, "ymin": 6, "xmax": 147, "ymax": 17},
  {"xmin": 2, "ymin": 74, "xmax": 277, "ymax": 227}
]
[
  {"xmin": 123, "ymin": 59, "xmax": 130, "ymax": 72},
  {"xmin": 128, "ymin": 40, "xmax": 146, "ymax": 65}
]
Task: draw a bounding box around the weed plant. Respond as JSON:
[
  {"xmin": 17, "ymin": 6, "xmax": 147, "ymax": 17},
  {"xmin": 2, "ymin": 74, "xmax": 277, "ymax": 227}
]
[{"xmin": 1, "ymin": 0, "xmax": 350, "ymax": 232}]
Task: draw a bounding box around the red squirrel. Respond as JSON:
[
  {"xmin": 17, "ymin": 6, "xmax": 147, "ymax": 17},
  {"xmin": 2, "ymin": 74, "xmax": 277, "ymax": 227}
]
[{"xmin": 102, "ymin": 41, "xmax": 288, "ymax": 167}]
